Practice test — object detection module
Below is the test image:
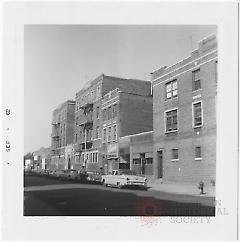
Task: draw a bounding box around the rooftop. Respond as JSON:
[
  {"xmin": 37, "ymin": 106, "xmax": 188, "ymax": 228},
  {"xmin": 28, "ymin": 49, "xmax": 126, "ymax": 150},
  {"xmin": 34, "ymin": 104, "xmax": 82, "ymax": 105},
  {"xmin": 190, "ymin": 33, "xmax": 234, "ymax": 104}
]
[{"xmin": 150, "ymin": 34, "xmax": 217, "ymax": 79}]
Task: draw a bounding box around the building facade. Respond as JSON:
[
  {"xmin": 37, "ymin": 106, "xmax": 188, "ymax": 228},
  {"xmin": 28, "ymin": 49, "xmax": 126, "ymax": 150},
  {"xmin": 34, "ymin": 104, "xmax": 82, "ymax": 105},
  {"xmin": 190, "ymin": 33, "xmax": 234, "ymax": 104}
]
[
  {"xmin": 101, "ymin": 89, "xmax": 153, "ymax": 174},
  {"xmin": 151, "ymin": 35, "xmax": 217, "ymax": 185},
  {"xmin": 51, "ymin": 100, "xmax": 76, "ymax": 170},
  {"xmin": 118, "ymin": 131, "xmax": 153, "ymax": 178},
  {"xmin": 74, "ymin": 74, "xmax": 152, "ymax": 172},
  {"xmin": 32, "ymin": 147, "xmax": 52, "ymax": 170}
]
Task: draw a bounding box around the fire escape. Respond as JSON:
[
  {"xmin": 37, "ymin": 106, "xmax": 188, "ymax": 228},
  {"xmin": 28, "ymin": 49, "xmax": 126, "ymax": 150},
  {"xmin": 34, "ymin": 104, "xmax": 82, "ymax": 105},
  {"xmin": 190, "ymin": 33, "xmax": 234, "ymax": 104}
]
[{"xmin": 79, "ymin": 102, "xmax": 94, "ymax": 151}]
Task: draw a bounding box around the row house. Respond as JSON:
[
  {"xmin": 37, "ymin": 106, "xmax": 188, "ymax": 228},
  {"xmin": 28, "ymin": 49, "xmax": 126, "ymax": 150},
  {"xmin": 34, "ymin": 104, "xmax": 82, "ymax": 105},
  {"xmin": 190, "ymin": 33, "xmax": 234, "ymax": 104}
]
[
  {"xmin": 51, "ymin": 100, "xmax": 76, "ymax": 170},
  {"xmin": 151, "ymin": 34, "xmax": 217, "ymax": 185},
  {"xmin": 73, "ymin": 74, "xmax": 152, "ymax": 172}
]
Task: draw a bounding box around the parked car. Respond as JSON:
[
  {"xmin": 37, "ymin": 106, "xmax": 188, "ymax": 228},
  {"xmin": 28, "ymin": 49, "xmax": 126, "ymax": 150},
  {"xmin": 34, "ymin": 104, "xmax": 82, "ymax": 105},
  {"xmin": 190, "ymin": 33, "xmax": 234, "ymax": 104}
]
[
  {"xmin": 58, "ymin": 170, "xmax": 70, "ymax": 180},
  {"xmin": 101, "ymin": 169, "xmax": 148, "ymax": 189},
  {"xmin": 86, "ymin": 171, "xmax": 102, "ymax": 183},
  {"xmin": 77, "ymin": 171, "xmax": 88, "ymax": 183},
  {"xmin": 62, "ymin": 169, "xmax": 79, "ymax": 180},
  {"xmin": 49, "ymin": 170, "xmax": 58, "ymax": 178}
]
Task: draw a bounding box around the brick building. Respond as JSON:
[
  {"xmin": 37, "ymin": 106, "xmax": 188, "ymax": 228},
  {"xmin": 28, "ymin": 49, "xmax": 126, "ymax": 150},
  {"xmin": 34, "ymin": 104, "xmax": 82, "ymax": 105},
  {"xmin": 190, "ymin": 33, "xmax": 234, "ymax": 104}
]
[
  {"xmin": 51, "ymin": 100, "xmax": 76, "ymax": 170},
  {"xmin": 118, "ymin": 131, "xmax": 153, "ymax": 178},
  {"xmin": 102, "ymin": 88, "xmax": 153, "ymax": 174},
  {"xmin": 151, "ymin": 35, "xmax": 217, "ymax": 185},
  {"xmin": 73, "ymin": 74, "xmax": 152, "ymax": 172}
]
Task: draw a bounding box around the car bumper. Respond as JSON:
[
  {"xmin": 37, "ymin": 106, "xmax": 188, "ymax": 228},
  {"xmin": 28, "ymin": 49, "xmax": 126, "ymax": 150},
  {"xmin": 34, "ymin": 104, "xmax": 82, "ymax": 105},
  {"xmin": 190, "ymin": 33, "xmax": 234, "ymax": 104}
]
[{"xmin": 126, "ymin": 181, "xmax": 147, "ymax": 187}]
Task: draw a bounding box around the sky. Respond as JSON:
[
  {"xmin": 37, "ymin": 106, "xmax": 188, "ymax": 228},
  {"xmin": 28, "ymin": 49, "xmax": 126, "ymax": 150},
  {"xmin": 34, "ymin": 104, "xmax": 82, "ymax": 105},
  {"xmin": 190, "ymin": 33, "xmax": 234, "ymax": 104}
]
[{"xmin": 24, "ymin": 25, "xmax": 217, "ymax": 154}]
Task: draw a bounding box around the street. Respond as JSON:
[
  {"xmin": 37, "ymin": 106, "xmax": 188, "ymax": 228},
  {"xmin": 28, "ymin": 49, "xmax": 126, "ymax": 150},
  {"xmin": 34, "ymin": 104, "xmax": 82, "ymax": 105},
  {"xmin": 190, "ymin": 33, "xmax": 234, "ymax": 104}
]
[{"xmin": 24, "ymin": 175, "xmax": 215, "ymax": 216}]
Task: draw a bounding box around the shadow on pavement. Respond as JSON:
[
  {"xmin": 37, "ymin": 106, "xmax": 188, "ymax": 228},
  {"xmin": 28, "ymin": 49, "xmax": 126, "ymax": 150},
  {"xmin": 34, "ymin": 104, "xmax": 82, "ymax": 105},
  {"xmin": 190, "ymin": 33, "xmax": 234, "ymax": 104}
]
[{"xmin": 24, "ymin": 187, "xmax": 215, "ymax": 216}]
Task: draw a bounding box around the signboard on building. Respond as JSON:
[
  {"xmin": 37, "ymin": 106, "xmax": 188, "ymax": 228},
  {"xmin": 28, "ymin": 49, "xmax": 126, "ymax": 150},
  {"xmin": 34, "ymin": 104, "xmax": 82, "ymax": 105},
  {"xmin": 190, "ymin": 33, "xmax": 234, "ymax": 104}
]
[{"xmin": 107, "ymin": 143, "xmax": 118, "ymax": 159}]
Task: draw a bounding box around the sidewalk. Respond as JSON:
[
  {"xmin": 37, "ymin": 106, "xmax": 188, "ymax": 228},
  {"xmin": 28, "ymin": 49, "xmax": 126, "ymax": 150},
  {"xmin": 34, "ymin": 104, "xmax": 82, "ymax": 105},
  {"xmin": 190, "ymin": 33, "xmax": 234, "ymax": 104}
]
[{"xmin": 148, "ymin": 180, "xmax": 215, "ymax": 198}]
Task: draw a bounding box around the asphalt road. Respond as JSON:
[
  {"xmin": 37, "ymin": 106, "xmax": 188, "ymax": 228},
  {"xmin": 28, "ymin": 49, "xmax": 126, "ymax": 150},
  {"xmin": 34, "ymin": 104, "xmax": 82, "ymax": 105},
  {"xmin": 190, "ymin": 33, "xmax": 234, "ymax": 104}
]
[{"xmin": 24, "ymin": 175, "xmax": 215, "ymax": 216}]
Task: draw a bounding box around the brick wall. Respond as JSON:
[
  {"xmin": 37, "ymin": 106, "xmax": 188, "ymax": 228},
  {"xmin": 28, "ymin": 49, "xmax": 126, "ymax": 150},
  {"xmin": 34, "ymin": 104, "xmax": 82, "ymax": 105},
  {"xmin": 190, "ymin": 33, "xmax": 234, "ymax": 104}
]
[
  {"xmin": 119, "ymin": 93, "xmax": 153, "ymax": 137},
  {"xmin": 103, "ymin": 76, "xmax": 151, "ymax": 97},
  {"xmin": 152, "ymin": 35, "xmax": 217, "ymax": 185}
]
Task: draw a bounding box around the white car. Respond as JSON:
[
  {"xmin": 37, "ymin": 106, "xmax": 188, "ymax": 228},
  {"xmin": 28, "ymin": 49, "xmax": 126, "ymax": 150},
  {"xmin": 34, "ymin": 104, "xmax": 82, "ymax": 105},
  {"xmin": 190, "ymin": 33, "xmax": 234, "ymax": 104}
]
[{"xmin": 101, "ymin": 169, "xmax": 148, "ymax": 189}]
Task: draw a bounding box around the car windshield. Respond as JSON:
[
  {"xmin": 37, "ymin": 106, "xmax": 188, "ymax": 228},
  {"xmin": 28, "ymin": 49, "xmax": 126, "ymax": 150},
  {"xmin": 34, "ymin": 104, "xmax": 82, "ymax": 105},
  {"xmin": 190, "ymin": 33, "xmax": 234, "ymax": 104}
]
[{"xmin": 119, "ymin": 170, "xmax": 137, "ymax": 175}]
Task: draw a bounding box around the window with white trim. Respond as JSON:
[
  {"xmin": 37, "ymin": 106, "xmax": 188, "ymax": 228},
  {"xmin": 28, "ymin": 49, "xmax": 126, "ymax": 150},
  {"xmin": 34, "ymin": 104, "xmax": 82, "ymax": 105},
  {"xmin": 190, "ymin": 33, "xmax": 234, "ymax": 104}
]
[
  {"xmin": 165, "ymin": 109, "xmax": 178, "ymax": 132},
  {"xmin": 103, "ymin": 128, "xmax": 107, "ymax": 143},
  {"xmin": 103, "ymin": 109, "xmax": 107, "ymax": 121},
  {"xmin": 97, "ymin": 86, "xmax": 101, "ymax": 99},
  {"xmin": 113, "ymin": 124, "xmax": 117, "ymax": 141},
  {"xmin": 192, "ymin": 69, "xmax": 201, "ymax": 91},
  {"xmin": 108, "ymin": 126, "xmax": 111, "ymax": 142},
  {"xmin": 113, "ymin": 103, "xmax": 118, "ymax": 117},
  {"xmin": 166, "ymin": 79, "xmax": 178, "ymax": 100},
  {"xmin": 195, "ymin": 146, "xmax": 202, "ymax": 159},
  {"xmin": 193, "ymin": 101, "xmax": 202, "ymax": 127},
  {"xmin": 171, "ymin": 149, "xmax": 179, "ymax": 160}
]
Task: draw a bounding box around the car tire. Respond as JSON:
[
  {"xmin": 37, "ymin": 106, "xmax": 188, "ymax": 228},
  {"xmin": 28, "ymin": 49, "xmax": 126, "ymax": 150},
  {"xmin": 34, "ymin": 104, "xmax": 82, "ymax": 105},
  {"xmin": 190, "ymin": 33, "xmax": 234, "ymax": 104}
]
[
  {"xmin": 103, "ymin": 180, "xmax": 107, "ymax": 187},
  {"xmin": 117, "ymin": 182, "xmax": 123, "ymax": 189}
]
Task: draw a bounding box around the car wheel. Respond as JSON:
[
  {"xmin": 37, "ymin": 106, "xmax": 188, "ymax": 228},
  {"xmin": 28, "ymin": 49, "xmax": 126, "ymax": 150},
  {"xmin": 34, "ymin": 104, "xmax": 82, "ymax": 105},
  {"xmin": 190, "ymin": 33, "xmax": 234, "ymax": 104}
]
[
  {"xmin": 103, "ymin": 180, "xmax": 107, "ymax": 187},
  {"xmin": 117, "ymin": 182, "xmax": 123, "ymax": 189}
]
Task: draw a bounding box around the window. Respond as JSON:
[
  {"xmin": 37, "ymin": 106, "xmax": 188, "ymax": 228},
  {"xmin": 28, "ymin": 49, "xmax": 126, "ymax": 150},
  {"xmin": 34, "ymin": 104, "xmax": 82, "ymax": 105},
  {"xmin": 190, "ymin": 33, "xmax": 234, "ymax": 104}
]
[
  {"xmin": 103, "ymin": 109, "xmax": 107, "ymax": 121},
  {"xmin": 96, "ymin": 126, "xmax": 100, "ymax": 139},
  {"xmin": 146, "ymin": 158, "xmax": 153, "ymax": 164},
  {"xmin": 166, "ymin": 80, "xmax": 178, "ymax": 100},
  {"xmin": 165, "ymin": 109, "xmax": 178, "ymax": 132},
  {"xmin": 90, "ymin": 153, "xmax": 93, "ymax": 163},
  {"xmin": 171, "ymin": 149, "xmax": 179, "ymax": 160},
  {"xmin": 133, "ymin": 159, "xmax": 141, "ymax": 165},
  {"xmin": 96, "ymin": 107, "xmax": 100, "ymax": 119},
  {"xmin": 103, "ymin": 128, "xmax": 107, "ymax": 143},
  {"xmin": 89, "ymin": 129, "xmax": 92, "ymax": 140},
  {"xmin": 108, "ymin": 126, "xmax": 111, "ymax": 142},
  {"xmin": 92, "ymin": 152, "xmax": 98, "ymax": 163},
  {"xmin": 195, "ymin": 146, "xmax": 202, "ymax": 159},
  {"xmin": 113, "ymin": 103, "xmax": 118, "ymax": 117},
  {"xmin": 97, "ymin": 86, "xmax": 101, "ymax": 99},
  {"xmin": 193, "ymin": 101, "xmax": 202, "ymax": 127},
  {"xmin": 113, "ymin": 125, "xmax": 117, "ymax": 141},
  {"xmin": 108, "ymin": 106, "xmax": 112, "ymax": 120},
  {"xmin": 192, "ymin": 69, "xmax": 201, "ymax": 91},
  {"xmin": 76, "ymin": 117, "xmax": 79, "ymax": 126}
]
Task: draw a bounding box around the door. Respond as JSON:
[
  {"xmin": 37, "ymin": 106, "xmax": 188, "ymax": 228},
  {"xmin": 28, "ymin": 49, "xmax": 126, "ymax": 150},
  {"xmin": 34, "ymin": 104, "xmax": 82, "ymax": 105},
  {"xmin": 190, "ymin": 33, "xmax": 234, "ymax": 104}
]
[{"xmin": 157, "ymin": 150, "xmax": 163, "ymax": 178}]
